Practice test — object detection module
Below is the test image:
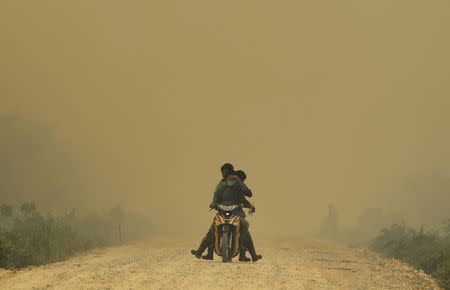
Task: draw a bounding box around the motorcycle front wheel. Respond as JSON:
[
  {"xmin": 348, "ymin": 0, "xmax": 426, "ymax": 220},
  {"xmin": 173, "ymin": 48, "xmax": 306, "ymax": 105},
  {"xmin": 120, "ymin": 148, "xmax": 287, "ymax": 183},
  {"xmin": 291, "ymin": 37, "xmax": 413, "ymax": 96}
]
[{"xmin": 221, "ymin": 231, "xmax": 230, "ymax": 263}]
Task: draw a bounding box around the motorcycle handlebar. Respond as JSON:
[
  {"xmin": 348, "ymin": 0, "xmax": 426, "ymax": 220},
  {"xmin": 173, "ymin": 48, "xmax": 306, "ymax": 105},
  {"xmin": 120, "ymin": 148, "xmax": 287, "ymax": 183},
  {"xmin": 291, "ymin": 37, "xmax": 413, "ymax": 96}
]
[{"xmin": 208, "ymin": 205, "xmax": 255, "ymax": 214}]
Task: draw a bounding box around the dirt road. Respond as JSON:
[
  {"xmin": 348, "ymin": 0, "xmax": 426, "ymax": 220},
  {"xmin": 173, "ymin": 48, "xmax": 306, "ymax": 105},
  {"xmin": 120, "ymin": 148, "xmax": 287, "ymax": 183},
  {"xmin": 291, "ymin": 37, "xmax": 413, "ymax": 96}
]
[{"xmin": 0, "ymin": 239, "xmax": 439, "ymax": 289}]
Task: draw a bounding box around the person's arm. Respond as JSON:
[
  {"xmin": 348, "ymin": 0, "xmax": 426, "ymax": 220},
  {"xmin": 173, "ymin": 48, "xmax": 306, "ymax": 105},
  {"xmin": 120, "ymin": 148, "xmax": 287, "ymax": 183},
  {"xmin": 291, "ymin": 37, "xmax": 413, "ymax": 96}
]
[
  {"xmin": 229, "ymin": 175, "xmax": 252, "ymax": 197},
  {"xmin": 241, "ymin": 196, "xmax": 252, "ymax": 208},
  {"xmin": 235, "ymin": 178, "xmax": 251, "ymax": 197},
  {"xmin": 210, "ymin": 191, "xmax": 219, "ymax": 209},
  {"xmin": 243, "ymin": 184, "xmax": 252, "ymax": 198},
  {"xmin": 210, "ymin": 181, "xmax": 224, "ymax": 208},
  {"xmin": 241, "ymin": 196, "xmax": 256, "ymax": 213},
  {"xmin": 234, "ymin": 179, "xmax": 255, "ymax": 211}
]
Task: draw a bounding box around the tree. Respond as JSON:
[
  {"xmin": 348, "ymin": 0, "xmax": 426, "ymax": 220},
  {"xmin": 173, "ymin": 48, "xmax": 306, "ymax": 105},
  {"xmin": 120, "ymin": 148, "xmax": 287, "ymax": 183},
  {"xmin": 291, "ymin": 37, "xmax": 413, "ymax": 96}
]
[
  {"xmin": 0, "ymin": 204, "xmax": 13, "ymax": 217},
  {"xmin": 109, "ymin": 206, "xmax": 125, "ymax": 243},
  {"xmin": 20, "ymin": 201, "xmax": 37, "ymax": 217},
  {"xmin": 320, "ymin": 203, "xmax": 339, "ymax": 239},
  {"xmin": 443, "ymin": 218, "xmax": 450, "ymax": 236}
]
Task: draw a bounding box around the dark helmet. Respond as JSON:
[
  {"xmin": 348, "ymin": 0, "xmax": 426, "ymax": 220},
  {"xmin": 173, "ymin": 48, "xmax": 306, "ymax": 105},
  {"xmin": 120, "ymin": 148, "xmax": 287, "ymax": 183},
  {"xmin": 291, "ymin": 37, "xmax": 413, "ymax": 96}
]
[{"xmin": 235, "ymin": 170, "xmax": 247, "ymax": 182}]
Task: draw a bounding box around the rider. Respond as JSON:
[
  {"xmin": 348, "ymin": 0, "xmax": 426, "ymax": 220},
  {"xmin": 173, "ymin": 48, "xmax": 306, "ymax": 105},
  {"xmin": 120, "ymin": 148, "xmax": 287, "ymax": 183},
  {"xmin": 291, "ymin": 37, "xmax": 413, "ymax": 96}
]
[
  {"xmin": 202, "ymin": 169, "xmax": 254, "ymax": 261},
  {"xmin": 191, "ymin": 163, "xmax": 262, "ymax": 262}
]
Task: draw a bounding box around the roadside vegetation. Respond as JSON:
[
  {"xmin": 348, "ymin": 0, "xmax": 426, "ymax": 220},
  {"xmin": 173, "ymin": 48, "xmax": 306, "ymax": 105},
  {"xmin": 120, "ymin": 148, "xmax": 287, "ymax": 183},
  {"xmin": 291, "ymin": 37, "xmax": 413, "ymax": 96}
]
[
  {"xmin": 319, "ymin": 203, "xmax": 450, "ymax": 289},
  {"xmin": 371, "ymin": 221, "xmax": 450, "ymax": 289},
  {"xmin": 0, "ymin": 116, "xmax": 153, "ymax": 269},
  {"xmin": 0, "ymin": 202, "xmax": 152, "ymax": 269}
]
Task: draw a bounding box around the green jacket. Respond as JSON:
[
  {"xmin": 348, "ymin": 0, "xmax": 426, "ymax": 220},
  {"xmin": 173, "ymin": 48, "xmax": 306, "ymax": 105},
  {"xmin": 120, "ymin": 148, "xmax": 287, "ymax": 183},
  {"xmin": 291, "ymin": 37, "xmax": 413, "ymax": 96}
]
[{"xmin": 211, "ymin": 178, "xmax": 252, "ymax": 209}]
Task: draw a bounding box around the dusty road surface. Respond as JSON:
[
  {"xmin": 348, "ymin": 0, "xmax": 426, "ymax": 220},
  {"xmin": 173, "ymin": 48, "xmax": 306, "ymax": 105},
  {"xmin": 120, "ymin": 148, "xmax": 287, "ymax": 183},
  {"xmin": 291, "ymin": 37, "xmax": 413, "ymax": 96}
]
[{"xmin": 0, "ymin": 238, "xmax": 439, "ymax": 290}]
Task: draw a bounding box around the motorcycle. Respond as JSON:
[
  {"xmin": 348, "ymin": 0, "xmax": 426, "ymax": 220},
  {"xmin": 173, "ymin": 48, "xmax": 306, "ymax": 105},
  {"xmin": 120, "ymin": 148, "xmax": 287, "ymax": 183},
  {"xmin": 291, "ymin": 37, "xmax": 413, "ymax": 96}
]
[{"xmin": 213, "ymin": 204, "xmax": 242, "ymax": 263}]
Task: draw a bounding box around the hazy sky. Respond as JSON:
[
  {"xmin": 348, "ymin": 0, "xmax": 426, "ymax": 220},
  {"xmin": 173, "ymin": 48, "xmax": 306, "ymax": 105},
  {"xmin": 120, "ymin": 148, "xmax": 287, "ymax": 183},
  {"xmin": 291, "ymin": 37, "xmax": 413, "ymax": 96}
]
[{"xmin": 1, "ymin": 1, "xmax": 450, "ymax": 236}]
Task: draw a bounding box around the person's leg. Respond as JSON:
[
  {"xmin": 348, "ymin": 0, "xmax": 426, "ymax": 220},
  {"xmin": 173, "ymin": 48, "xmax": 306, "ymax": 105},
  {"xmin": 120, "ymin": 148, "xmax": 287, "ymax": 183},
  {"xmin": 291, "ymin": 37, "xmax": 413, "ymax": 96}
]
[
  {"xmin": 245, "ymin": 230, "xmax": 262, "ymax": 262},
  {"xmin": 239, "ymin": 218, "xmax": 253, "ymax": 261},
  {"xmin": 239, "ymin": 233, "xmax": 252, "ymax": 262},
  {"xmin": 238, "ymin": 219, "xmax": 251, "ymax": 262},
  {"xmin": 191, "ymin": 222, "xmax": 214, "ymax": 258},
  {"xmin": 202, "ymin": 225, "xmax": 214, "ymax": 260},
  {"xmin": 202, "ymin": 244, "xmax": 214, "ymax": 260}
]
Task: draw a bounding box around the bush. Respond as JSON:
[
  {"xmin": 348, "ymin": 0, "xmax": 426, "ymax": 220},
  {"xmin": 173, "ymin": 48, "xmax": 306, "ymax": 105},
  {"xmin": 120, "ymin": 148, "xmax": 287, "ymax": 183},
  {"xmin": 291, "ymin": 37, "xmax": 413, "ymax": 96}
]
[
  {"xmin": 1, "ymin": 213, "xmax": 80, "ymax": 267},
  {"xmin": 0, "ymin": 204, "xmax": 13, "ymax": 217},
  {"xmin": 0, "ymin": 230, "xmax": 13, "ymax": 267},
  {"xmin": 0, "ymin": 203, "xmax": 152, "ymax": 269},
  {"xmin": 436, "ymin": 256, "xmax": 450, "ymax": 290},
  {"xmin": 371, "ymin": 223, "xmax": 450, "ymax": 289},
  {"xmin": 443, "ymin": 219, "xmax": 450, "ymax": 236}
]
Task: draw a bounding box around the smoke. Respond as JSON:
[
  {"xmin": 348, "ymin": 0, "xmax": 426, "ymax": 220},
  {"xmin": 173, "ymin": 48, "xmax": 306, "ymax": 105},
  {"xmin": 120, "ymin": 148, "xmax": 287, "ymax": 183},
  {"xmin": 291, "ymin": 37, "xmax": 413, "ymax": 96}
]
[
  {"xmin": 1, "ymin": 0, "xmax": 450, "ymax": 237},
  {"xmin": 0, "ymin": 115, "xmax": 83, "ymax": 210}
]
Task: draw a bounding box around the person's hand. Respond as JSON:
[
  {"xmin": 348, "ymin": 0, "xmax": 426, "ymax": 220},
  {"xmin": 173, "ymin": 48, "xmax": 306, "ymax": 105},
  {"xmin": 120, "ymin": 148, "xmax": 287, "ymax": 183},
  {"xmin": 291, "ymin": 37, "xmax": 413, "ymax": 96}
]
[
  {"xmin": 250, "ymin": 205, "xmax": 256, "ymax": 213},
  {"xmin": 209, "ymin": 203, "xmax": 217, "ymax": 209}
]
